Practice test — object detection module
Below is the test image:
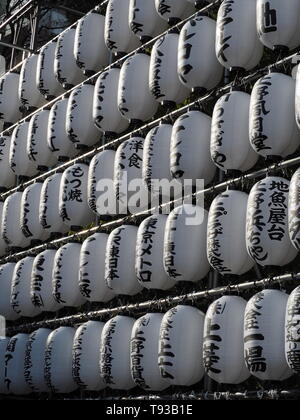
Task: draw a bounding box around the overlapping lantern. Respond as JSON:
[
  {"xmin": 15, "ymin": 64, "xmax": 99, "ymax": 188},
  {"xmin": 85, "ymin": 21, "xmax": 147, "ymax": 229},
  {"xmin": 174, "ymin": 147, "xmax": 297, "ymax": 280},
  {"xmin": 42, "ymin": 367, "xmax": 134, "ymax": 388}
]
[
  {"xmin": 10, "ymin": 122, "xmax": 37, "ymax": 178},
  {"xmin": 0, "ymin": 263, "xmax": 18, "ymax": 321},
  {"xmin": 0, "ymin": 72, "xmax": 21, "ymax": 123},
  {"xmin": 37, "ymin": 42, "xmax": 65, "ymax": 100}
]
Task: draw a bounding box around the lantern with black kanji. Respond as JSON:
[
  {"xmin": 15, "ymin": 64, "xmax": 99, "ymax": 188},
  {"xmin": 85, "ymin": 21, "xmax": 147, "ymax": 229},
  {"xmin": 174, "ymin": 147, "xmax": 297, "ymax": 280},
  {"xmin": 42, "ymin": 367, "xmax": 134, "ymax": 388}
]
[
  {"xmin": 0, "ymin": 263, "xmax": 19, "ymax": 321},
  {"xmin": 19, "ymin": 54, "xmax": 47, "ymax": 109},
  {"xmin": 0, "ymin": 72, "xmax": 21, "ymax": 123},
  {"xmin": 37, "ymin": 42, "xmax": 65, "ymax": 100}
]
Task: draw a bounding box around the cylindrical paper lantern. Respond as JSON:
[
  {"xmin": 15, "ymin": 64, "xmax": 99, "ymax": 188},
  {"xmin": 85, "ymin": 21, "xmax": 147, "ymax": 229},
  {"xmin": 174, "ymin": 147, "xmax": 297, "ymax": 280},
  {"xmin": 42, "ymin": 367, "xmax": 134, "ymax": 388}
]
[
  {"xmin": 31, "ymin": 250, "xmax": 61, "ymax": 312},
  {"xmin": 0, "ymin": 337, "xmax": 9, "ymax": 394},
  {"xmin": 244, "ymin": 289, "xmax": 292, "ymax": 380},
  {"xmin": 24, "ymin": 328, "xmax": 52, "ymax": 392},
  {"xmin": 211, "ymin": 90, "xmax": 258, "ymax": 173},
  {"xmin": 178, "ymin": 16, "xmax": 223, "ymax": 93},
  {"xmin": 79, "ymin": 233, "xmax": 114, "ymax": 303},
  {"xmin": 20, "ymin": 183, "xmax": 48, "ymax": 242},
  {"xmin": 37, "ymin": 42, "xmax": 65, "ymax": 99},
  {"xmin": 2, "ymin": 192, "xmax": 30, "ymax": 249},
  {"xmin": 105, "ymin": 225, "xmax": 143, "ymax": 296},
  {"xmin": 93, "ymin": 68, "xmax": 129, "ymax": 135},
  {"xmin": 250, "ymin": 72, "xmax": 300, "ymax": 159},
  {"xmin": 204, "ymin": 296, "xmax": 250, "ymax": 384},
  {"xmin": 0, "ymin": 263, "xmax": 19, "ymax": 321},
  {"xmin": 19, "ymin": 54, "xmax": 47, "ymax": 109},
  {"xmin": 59, "ymin": 163, "xmax": 94, "ymax": 229},
  {"xmin": 10, "ymin": 122, "xmax": 38, "ymax": 178},
  {"xmin": 285, "ymin": 286, "xmax": 300, "ymax": 374},
  {"xmin": 47, "ymin": 98, "xmax": 77, "ymax": 161},
  {"xmin": 11, "ymin": 257, "xmax": 40, "ymax": 318},
  {"xmin": 289, "ymin": 168, "xmax": 300, "ymax": 250},
  {"xmin": 159, "ymin": 305, "xmax": 205, "ymax": 385},
  {"xmin": 0, "ymin": 72, "xmax": 22, "ymax": 123},
  {"xmin": 216, "ymin": 0, "xmax": 263, "ymax": 71},
  {"xmin": 74, "ymin": 11, "xmax": 109, "ymax": 75},
  {"xmin": 66, "ymin": 84, "xmax": 99, "ymax": 148},
  {"xmin": 39, "ymin": 173, "xmax": 69, "ymax": 236},
  {"xmin": 155, "ymin": 0, "xmax": 195, "ymax": 24},
  {"xmin": 150, "ymin": 34, "xmax": 189, "ymax": 107},
  {"xmin": 136, "ymin": 214, "xmax": 176, "ymax": 290},
  {"xmin": 88, "ymin": 150, "xmax": 116, "ymax": 216},
  {"xmin": 100, "ymin": 315, "xmax": 135, "ymax": 390},
  {"xmin": 53, "ymin": 243, "xmax": 85, "ymax": 308},
  {"xmin": 118, "ymin": 53, "xmax": 158, "ymax": 123},
  {"xmin": 164, "ymin": 205, "xmax": 210, "ymax": 282},
  {"xmin": 72, "ymin": 321, "xmax": 106, "ymax": 391},
  {"xmin": 27, "ymin": 110, "xmax": 57, "ymax": 171},
  {"xmin": 5, "ymin": 334, "xmax": 30, "ymax": 395},
  {"xmin": 104, "ymin": 0, "xmax": 140, "ymax": 55},
  {"xmin": 44, "ymin": 327, "xmax": 77, "ymax": 393},
  {"xmin": 170, "ymin": 111, "xmax": 216, "ymax": 186},
  {"xmin": 257, "ymin": 0, "xmax": 300, "ymax": 51},
  {"xmin": 0, "ymin": 202, "xmax": 6, "ymax": 257},
  {"xmin": 246, "ymin": 176, "xmax": 298, "ymax": 267},
  {"xmin": 0, "ymin": 136, "xmax": 15, "ymax": 189},
  {"xmin": 131, "ymin": 313, "xmax": 168, "ymax": 390},
  {"xmin": 55, "ymin": 28, "xmax": 85, "ymax": 89},
  {"xmin": 129, "ymin": 0, "xmax": 168, "ymax": 42},
  {"xmin": 207, "ymin": 190, "xmax": 254, "ymax": 275}
]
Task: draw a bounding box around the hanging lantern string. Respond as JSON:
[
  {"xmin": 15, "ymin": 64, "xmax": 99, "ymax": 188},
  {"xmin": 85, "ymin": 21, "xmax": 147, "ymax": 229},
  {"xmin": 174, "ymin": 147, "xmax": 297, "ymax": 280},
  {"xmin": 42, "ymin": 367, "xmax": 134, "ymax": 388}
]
[
  {"xmin": 5, "ymin": 271, "xmax": 300, "ymax": 335},
  {"xmin": 1, "ymin": 152, "xmax": 299, "ymax": 265}
]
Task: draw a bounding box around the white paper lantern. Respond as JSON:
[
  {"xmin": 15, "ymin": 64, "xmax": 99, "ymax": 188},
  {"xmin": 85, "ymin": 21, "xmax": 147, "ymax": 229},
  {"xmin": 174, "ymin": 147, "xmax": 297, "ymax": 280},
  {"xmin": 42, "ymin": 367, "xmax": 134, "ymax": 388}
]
[
  {"xmin": 285, "ymin": 286, "xmax": 300, "ymax": 374},
  {"xmin": 74, "ymin": 11, "xmax": 109, "ymax": 75},
  {"xmin": 0, "ymin": 202, "xmax": 6, "ymax": 257},
  {"xmin": 44, "ymin": 327, "xmax": 77, "ymax": 393},
  {"xmin": 59, "ymin": 163, "xmax": 94, "ymax": 229},
  {"xmin": 257, "ymin": 0, "xmax": 300, "ymax": 51},
  {"xmin": 155, "ymin": 0, "xmax": 195, "ymax": 24},
  {"xmin": 39, "ymin": 173, "xmax": 68, "ymax": 236},
  {"xmin": 105, "ymin": 225, "xmax": 143, "ymax": 296},
  {"xmin": 178, "ymin": 16, "xmax": 223, "ymax": 93},
  {"xmin": 88, "ymin": 150, "xmax": 116, "ymax": 216},
  {"xmin": 55, "ymin": 28, "xmax": 85, "ymax": 89},
  {"xmin": 159, "ymin": 305, "xmax": 205, "ymax": 385},
  {"xmin": 105, "ymin": 0, "xmax": 141, "ymax": 55},
  {"xmin": 0, "ymin": 72, "xmax": 22, "ymax": 123},
  {"xmin": 131, "ymin": 313, "xmax": 169, "ymax": 390},
  {"xmin": 170, "ymin": 111, "xmax": 216, "ymax": 186},
  {"xmin": 73, "ymin": 321, "xmax": 106, "ymax": 391},
  {"xmin": 0, "ymin": 136, "xmax": 15, "ymax": 189},
  {"xmin": 93, "ymin": 68, "xmax": 129, "ymax": 135},
  {"xmin": 47, "ymin": 98, "xmax": 77, "ymax": 161},
  {"xmin": 67, "ymin": 84, "xmax": 99, "ymax": 149},
  {"xmin": 4, "ymin": 334, "xmax": 30, "ymax": 395},
  {"xmin": 118, "ymin": 53, "xmax": 158, "ymax": 123},
  {"xmin": 20, "ymin": 183, "xmax": 48, "ymax": 242},
  {"xmin": 31, "ymin": 250, "xmax": 61, "ymax": 312},
  {"xmin": 207, "ymin": 190, "xmax": 254, "ymax": 275},
  {"xmin": 79, "ymin": 233, "xmax": 114, "ymax": 303},
  {"xmin": 11, "ymin": 257, "xmax": 40, "ymax": 318},
  {"xmin": 150, "ymin": 33, "xmax": 189, "ymax": 106},
  {"xmin": 0, "ymin": 263, "xmax": 19, "ymax": 321},
  {"xmin": 143, "ymin": 124, "xmax": 174, "ymax": 198},
  {"xmin": 27, "ymin": 110, "xmax": 57, "ymax": 171},
  {"xmin": 289, "ymin": 168, "xmax": 300, "ymax": 250},
  {"xmin": 2, "ymin": 192, "xmax": 30, "ymax": 249},
  {"xmin": 216, "ymin": 0, "xmax": 263, "ymax": 71},
  {"xmin": 100, "ymin": 315, "xmax": 135, "ymax": 390},
  {"xmin": 10, "ymin": 122, "xmax": 38, "ymax": 178},
  {"xmin": 19, "ymin": 54, "xmax": 47, "ymax": 109},
  {"xmin": 211, "ymin": 90, "xmax": 258, "ymax": 173},
  {"xmin": 24, "ymin": 328, "xmax": 52, "ymax": 392},
  {"xmin": 164, "ymin": 204, "xmax": 210, "ymax": 282},
  {"xmin": 246, "ymin": 176, "xmax": 298, "ymax": 267},
  {"xmin": 129, "ymin": 0, "xmax": 168, "ymax": 42},
  {"xmin": 204, "ymin": 296, "xmax": 250, "ymax": 384},
  {"xmin": 0, "ymin": 337, "xmax": 9, "ymax": 394},
  {"xmin": 37, "ymin": 42, "xmax": 65, "ymax": 99},
  {"xmin": 114, "ymin": 137, "xmax": 148, "ymax": 215},
  {"xmin": 53, "ymin": 242, "xmax": 85, "ymax": 308},
  {"xmin": 250, "ymin": 72, "xmax": 300, "ymax": 159},
  {"xmin": 136, "ymin": 214, "xmax": 176, "ymax": 290},
  {"xmin": 244, "ymin": 289, "xmax": 292, "ymax": 381}
]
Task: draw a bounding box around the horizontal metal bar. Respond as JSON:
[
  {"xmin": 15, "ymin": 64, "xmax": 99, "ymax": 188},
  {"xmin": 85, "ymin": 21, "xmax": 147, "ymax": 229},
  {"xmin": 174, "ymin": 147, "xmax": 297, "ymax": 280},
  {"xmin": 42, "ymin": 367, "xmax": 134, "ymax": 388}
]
[
  {"xmin": 0, "ymin": 40, "xmax": 34, "ymax": 53},
  {"xmin": 5, "ymin": 272, "xmax": 300, "ymax": 335}
]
